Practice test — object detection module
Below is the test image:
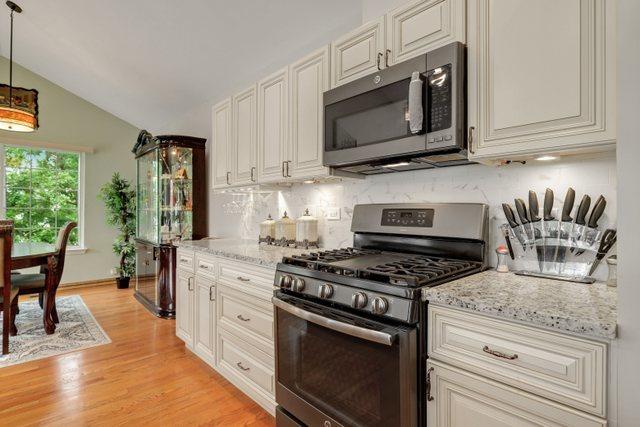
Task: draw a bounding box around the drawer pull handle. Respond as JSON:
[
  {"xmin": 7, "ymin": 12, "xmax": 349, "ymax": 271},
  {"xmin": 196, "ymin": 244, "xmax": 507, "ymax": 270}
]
[
  {"xmin": 180, "ymin": 258, "xmax": 190, "ymax": 264},
  {"xmin": 199, "ymin": 264, "xmax": 210, "ymax": 270},
  {"xmin": 236, "ymin": 314, "xmax": 251, "ymax": 322},
  {"xmin": 483, "ymin": 345, "xmax": 518, "ymax": 360},
  {"xmin": 236, "ymin": 362, "xmax": 250, "ymax": 371},
  {"xmin": 426, "ymin": 367, "xmax": 434, "ymax": 401},
  {"xmin": 236, "ymin": 276, "xmax": 251, "ymax": 282}
]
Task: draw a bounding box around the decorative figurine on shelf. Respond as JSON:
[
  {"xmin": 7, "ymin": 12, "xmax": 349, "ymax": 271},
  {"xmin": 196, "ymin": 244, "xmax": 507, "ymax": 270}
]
[
  {"xmin": 295, "ymin": 208, "xmax": 319, "ymax": 249},
  {"xmin": 175, "ymin": 167, "xmax": 189, "ymax": 180},
  {"xmin": 275, "ymin": 211, "xmax": 296, "ymax": 247},
  {"xmin": 259, "ymin": 214, "xmax": 276, "ymax": 245}
]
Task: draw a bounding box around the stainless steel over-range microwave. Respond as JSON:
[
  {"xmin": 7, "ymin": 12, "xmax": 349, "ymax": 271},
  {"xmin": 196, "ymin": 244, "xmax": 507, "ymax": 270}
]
[{"xmin": 323, "ymin": 42, "xmax": 468, "ymax": 174}]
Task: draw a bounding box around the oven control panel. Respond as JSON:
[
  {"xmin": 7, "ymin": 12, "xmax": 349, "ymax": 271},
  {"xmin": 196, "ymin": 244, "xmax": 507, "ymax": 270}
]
[{"xmin": 381, "ymin": 209, "xmax": 434, "ymax": 227}]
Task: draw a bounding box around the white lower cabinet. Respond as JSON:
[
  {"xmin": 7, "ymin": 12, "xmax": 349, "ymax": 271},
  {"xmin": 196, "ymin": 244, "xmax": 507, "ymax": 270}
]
[
  {"xmin": 175, "ymin": 251, "xmax": 276, "ymax": 415},
  {"xmin": 194, "ymin": 275, "xmax": 216, "ymax": 367},
  {"xmin": 427, "ymin": 359, "xmax": 606, "ymax": 427}
]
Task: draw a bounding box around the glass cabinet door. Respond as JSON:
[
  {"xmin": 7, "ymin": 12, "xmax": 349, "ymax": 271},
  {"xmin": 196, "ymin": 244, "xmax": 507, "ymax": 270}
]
[
  {"xmin": 159, "ymin": 146, "xmax": 193, "ymax": 243},
  {"xmin": 137, "ymin": 150, "xmax": 159, "ymax": 244}
]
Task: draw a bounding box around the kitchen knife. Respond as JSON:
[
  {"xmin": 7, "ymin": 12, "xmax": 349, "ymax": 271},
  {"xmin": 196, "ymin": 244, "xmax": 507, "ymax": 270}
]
[
  {"xmin": 542, "ymin": 188, "xmax": 556, "ymax": 269},
  {"xmin": 543, "ymin": 188, "xmax": 554, "ymax": 222},
  {"xmin": 502, "ymin": 203, "xmax": 525, "ymax": 252},
  {"xmin": 588, "ymin": 228, "xmax": 617, "ymax": 276},
  {"xmin": 570, "ymin": 195, "xmax": 591, "ymax": 253},
  {"xmin": 556, "ymin": 188, "xmax": 576, "ymax": 265},
  {"xmin": 576, "ymin": 195, "xmax": 607, "ymax": 256},
  {"xmin": 514, "ymin": 198, "xmax": 533, "ymax": 248},
  {"xmin": 528, "ymin": 191, "xmax": 544, "ymax": 271}
]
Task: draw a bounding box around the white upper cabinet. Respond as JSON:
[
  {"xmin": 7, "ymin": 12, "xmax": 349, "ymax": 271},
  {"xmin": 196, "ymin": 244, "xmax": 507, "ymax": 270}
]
[
  {"xmin": 386, "ymin": 0, "xmax": 466, "ymax": 66},
  {"xmin": 289, "ymin": 46, "xmax": 330, "ymax": 179},
  {"xmin": 232, "ymin": 85, "xmax": 258, "ymax": 185},
  {"xmin": 257, "ymin": 67, "xmax": 289, "ymax": 183},
  {"xmin": 331, "ymin": 17, "xmax": 386, "ymax": 88},
  {"xmin": 467, "ymin": 0, "xmax": 616, "ymax": 160},
  {"xmin": 211, "ymin": 98, "xmax": 232, "ymax": 189}
]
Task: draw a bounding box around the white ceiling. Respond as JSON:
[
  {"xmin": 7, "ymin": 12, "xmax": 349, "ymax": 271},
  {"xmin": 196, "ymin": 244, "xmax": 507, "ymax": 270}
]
[{"xmin": 0, "ymin": 0, "xmax": 362, "ymax": 136}]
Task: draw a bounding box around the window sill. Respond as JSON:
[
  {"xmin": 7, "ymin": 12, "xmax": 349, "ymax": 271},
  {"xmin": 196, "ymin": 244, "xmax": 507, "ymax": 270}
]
[{"xmin": 67, "ymin": 247, "xmax": 88, "ymax": 255}]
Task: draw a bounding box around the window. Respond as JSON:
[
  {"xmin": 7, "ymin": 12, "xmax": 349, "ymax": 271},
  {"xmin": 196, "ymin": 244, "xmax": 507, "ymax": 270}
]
[{"xmin": 1, "ymin": 145, "xmax": 84, "ymax": 247}]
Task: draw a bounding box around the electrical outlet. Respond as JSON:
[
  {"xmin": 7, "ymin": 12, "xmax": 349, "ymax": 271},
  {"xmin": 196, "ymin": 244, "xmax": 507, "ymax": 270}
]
[{"xmin": 325, "ymin": 207, "xmax": 341, "ymax": 221}]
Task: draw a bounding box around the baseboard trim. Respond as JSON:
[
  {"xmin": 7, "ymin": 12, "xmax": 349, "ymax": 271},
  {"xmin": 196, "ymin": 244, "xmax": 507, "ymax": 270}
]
[{"xmin": 60, "ymin": 278, "xmax": 117, "ymax": 289}]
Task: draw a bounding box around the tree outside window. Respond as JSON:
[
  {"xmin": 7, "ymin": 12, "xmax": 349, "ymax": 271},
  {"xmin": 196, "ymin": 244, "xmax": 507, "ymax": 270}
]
[{"xmin": 3, "ymin": 146, "xmax": 81, "ymax": 246}]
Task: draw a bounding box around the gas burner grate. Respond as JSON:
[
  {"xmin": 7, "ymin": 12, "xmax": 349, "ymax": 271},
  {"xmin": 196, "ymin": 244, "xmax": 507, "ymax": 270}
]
[
  {"xmin": 283, "ymin": 248, "xmax": 380, "ymax": 270},
  {"xmin": 359, "ymin": 256, "xmax": 481, "ymax": 286}
]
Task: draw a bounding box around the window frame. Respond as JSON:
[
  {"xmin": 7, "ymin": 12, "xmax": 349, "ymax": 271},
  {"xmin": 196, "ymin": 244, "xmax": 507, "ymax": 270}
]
[{"xmin": 0, "ymin": 144, "xmax": 86, "ymax": 251}]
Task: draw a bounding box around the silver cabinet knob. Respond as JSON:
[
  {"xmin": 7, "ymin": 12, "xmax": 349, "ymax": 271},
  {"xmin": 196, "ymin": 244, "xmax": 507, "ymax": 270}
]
[
  {"xmin": 371, "ymin": 297, "xmax": 389, "ymax": 315},
  {"xmin": 351, "ymin": 292, "xmax": 368, "ymax": 309},
  {"xmin": 292, "ymin": 277, "xmax": 305, "ymax": 292},
  {"xmin": 318, "ymin": 283, "xmax": 334, "ymax": 299},
  {"xmin": 279, "ymin": 275, "xmax": 293, "ymax": 289}
]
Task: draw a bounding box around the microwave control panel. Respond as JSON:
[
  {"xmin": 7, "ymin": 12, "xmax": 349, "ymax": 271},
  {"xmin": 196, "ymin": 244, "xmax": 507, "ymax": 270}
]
[
  {"xmin": 381, "ymin": 209, "xmax": 435, "ymax": 227},
  {"xmin": 427, "ymin": 64, "xmax": 452, "ymax": 133}
]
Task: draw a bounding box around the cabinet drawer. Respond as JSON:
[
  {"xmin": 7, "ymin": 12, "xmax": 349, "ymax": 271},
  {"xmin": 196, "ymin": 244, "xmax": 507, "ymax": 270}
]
[
  {"xmin": 218, "ymin": 329, "xmax": 275, "ymax": 397},
  {"xmin": 218, "ymin": 285, "xmax": 274, "ymax": 354},
  {"xmin": 195, "ymin": 254, "xmax": 217, "ymax": 279},
  {"xmin": 218, "ymin": 259, "xmax": 275, "ymax": 294},
  {"xmin": 428, "ymin": 305, "xmax": 607, "ymax": 417},
  {"xmin": 176, "ymin": 250, "xmax": 194, "ymax": 272},
  {"xmin": 427, "ymin": 359, "xmax": 606, "ymax": 427}
]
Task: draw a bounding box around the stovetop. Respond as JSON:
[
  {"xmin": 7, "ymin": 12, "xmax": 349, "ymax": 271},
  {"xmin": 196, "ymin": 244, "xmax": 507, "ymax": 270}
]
[{"xmin": 282, "ymin": 248, "xmax": 482, "ymax": 288}]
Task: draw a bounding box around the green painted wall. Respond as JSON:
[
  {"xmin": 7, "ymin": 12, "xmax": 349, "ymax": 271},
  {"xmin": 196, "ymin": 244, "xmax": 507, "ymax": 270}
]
[{"xmin": 0, "ymin": 56, "xmax": 140, "ymax": 284}]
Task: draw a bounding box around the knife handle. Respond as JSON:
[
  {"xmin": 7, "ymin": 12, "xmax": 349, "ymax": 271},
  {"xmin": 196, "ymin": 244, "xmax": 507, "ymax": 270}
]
[
  {"xmin": 502, "ymin": 203, "xmax": 519, "ymax": 228},
  {"xmin": 575, "ymin": 195, "xmax": 591, "ymax": 226},
  {"xmin": 514, "ymin": 198, "xmax": 530, "ymax": 224},
  {"xmin": 588, "ymin": 196, "xmax": 606, "ymax": 228},
  {"xmin": 543, "ymin": 188, "xmax": 554, "ymax": 221},
  {"xmin": 528, "ymin": 191, "xmax": 540, "ymax": 222},
  {"xmin": 561, "ymin": 188, "xmax": 575, "ymax": 222}
]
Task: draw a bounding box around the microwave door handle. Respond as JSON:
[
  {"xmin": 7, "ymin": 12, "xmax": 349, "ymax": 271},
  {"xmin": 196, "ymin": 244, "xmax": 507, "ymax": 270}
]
[
  {"xmin": 408, "ymin": 71, "xmax": 424, "ymax": 135},
  {"xmin": 272, "ymin": 297, "xmax": 397, "ymax": 346}
]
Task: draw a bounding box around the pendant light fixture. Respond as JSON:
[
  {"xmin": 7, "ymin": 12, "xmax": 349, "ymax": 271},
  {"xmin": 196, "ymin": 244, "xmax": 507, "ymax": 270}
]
[{"xmin": 0, "ymin": 1, "xmax": 36, "ymax": 132}]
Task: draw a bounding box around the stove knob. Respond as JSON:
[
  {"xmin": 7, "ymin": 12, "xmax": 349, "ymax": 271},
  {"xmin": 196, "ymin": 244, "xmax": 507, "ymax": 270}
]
[
  {"xmin": 371, "ymin": 297, "xmax": 389, "ymax": 315},
  {"xmin": 292, "ymin": 277, "xmax": 306, "ymax": 292},
  {"xmin": 279, "ymin": 275, "xmax": 293, "ymax": 289},
  {"xmin": 318, "ymin": 284, "xmax": 334, "ymax": 299},
  {"xmin": 351, "ymin": 292, "xmax": 368, "ymax": 309}
]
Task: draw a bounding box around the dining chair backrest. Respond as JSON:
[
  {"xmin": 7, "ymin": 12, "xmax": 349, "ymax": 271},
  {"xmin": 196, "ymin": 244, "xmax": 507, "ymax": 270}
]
[
  {"xmin": 0, "ymin": 220, "xmax": 13, "ymax": 302},
  {"xmin": 51, "ymin": 221, "xmax": 77, "ymax": 280}
]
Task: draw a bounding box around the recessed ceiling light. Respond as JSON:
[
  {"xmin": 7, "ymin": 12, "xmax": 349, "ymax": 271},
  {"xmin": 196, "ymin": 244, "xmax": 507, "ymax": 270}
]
[{"xmin": 535, "ymin": 155, "xmax": 558, "ymax": 161}]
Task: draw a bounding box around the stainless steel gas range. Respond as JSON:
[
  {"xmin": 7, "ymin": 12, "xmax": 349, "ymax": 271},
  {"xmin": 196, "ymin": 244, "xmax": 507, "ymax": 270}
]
[{"xmin": 272, "ymin": 203, "xmax": 489, "ymax": 427}]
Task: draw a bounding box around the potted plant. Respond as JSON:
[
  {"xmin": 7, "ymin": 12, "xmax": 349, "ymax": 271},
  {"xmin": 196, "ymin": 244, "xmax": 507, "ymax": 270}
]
[{"xmin": 99, "ymin": 172, "xmax": 136, "ymax": 289}]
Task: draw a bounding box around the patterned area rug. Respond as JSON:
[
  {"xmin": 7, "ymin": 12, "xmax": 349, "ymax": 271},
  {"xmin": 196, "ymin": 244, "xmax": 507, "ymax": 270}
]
[{"xmin": 0, "ymin": 295, "xmax": 111, "ymax": 368}]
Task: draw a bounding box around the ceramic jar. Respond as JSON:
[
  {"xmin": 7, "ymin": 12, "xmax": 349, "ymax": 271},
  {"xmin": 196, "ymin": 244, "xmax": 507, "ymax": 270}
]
[
  {"xmin": 296, "ymin": 209, "xmax": 319, "ymax": 249},
  {"xmin": 275, "ymin": 211, "xmax": 296, "ymax": 246},
  {"xmin": 259, "ymin": 214, "xmax": 276, "ymax": 244}
]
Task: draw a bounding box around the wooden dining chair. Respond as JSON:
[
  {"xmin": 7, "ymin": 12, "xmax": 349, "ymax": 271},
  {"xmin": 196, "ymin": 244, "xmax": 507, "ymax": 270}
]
[
  {"xmin": 12, "ymin": 221, "xmax": 77, "ymax": 325},
  {"xmin": 0, "ymin": 220, "xmax": 19, "ymax": 355}
]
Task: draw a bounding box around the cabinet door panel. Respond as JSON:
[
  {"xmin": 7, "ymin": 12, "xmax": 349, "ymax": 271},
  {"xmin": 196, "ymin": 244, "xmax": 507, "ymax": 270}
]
[
  {"xmin": 331, "ymin": 17, "xmax": 385, "ymax": 88},
  {"xmin": 211, "ymin": 98, "xmax": 232, "ymax": 188},
  {"xmin": 176, "ymin": 273, "xmax": 194, "ymax": 346},
  {"xmin": 386, "ymin": 0, "xmax": 465, "ymax": 65},
  {"xmin": 289, "ymin": 46, "xmax": 330, "ymax": 178},
  {"xmin": 232, "ymin": 85, "xmax": 257, "ymax": 185},
  {"xmin": 194, "ymin": 277, "xmax": 215, "ymax": 366},
  {"xmin": 468, "ymin": 0, "xmax": 615, "ymax": 159},
  {"xmin": 257, "ymin": 68, "xmax": 288, "ymax": 183}
]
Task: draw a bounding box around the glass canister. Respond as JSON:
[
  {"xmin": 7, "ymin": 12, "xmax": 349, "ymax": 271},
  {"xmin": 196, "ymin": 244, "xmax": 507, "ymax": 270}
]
[
  {"xmin": 295, "ymin": 209, "xmax": 319, "ymax": 249},
  {"xmin": 606, "ymin": 255, "xmax": 617, "ymax": 287},
  {"xmin": 259, "ymin": 214, "xmax": 276, "ymax": 244},
  {"xmin": 275, "ymin": 211, "xmax": 296, "ymax": 246}
]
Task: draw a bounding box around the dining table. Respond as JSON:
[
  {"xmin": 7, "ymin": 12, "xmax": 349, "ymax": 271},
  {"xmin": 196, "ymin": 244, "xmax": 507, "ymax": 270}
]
[{"xmin": 12, "ymin": 242, "xmax": 58, "ymax": 334}]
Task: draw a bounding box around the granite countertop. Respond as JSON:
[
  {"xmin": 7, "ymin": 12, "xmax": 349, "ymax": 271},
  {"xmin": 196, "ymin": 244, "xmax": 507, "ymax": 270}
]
[
  {"xmin": 423, "ymin": 270, "xmax": 617, "ymax": 340},
  {"xmin": 176, "ymin": 238, "xmax": 314, "ymax": 268}
]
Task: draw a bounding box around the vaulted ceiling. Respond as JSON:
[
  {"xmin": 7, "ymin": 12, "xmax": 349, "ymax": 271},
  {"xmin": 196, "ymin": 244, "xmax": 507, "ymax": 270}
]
[{"xmin": 0, "ymin": 0, "xmax": 362, "ymax": 135}]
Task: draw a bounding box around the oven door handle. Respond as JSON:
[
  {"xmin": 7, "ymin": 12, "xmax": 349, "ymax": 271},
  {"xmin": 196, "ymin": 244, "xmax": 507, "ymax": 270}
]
[{"xmin": 273, "ymin": 298, "xmax": 397, "ymax": 346}]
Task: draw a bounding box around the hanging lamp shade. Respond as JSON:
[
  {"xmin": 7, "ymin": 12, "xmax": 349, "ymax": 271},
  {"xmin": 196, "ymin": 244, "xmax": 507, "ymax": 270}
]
[{"xmin": 1, "ymin": 1, "xmax": 37, "ymax": 133}]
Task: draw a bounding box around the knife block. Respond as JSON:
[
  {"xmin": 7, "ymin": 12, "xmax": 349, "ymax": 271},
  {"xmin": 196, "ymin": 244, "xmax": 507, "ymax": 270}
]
[{"xmin": 501, "ymin": 223, "xmax": 602, "ymax": 283}]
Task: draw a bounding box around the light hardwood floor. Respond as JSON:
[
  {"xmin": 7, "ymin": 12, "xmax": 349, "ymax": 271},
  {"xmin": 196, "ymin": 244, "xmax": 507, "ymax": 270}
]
[{"xmin": 0, "ymin": 285, "xmax": 275, "ymax": 426}]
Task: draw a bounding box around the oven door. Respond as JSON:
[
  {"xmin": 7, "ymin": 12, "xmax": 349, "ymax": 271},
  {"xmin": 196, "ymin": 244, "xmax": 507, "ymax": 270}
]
[{"xmin": 273, "ymin": 293, "xmax": 418, "ymax": 427}]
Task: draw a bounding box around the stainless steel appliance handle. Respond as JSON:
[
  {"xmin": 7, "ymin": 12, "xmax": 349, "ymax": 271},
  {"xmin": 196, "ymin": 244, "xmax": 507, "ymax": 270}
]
[
  {"xmin": 408, "ymin": 72, "xmax": 424, "ymax": 134},
  {"xmin": 273, "ymin": 297, "xmax": 396, "ymax": 346}
]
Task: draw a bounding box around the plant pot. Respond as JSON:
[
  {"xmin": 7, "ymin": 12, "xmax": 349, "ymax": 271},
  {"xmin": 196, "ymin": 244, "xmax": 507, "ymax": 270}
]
[{"xmin": 116, "ymin": 276, "xmax": 130, "ymax": 289}]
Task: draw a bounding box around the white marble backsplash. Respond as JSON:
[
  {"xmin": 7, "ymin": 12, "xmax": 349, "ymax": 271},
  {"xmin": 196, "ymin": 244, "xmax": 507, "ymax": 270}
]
[{"xmin": 210, "ymin": 153, "xmax": 617, "ymax": 275}]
